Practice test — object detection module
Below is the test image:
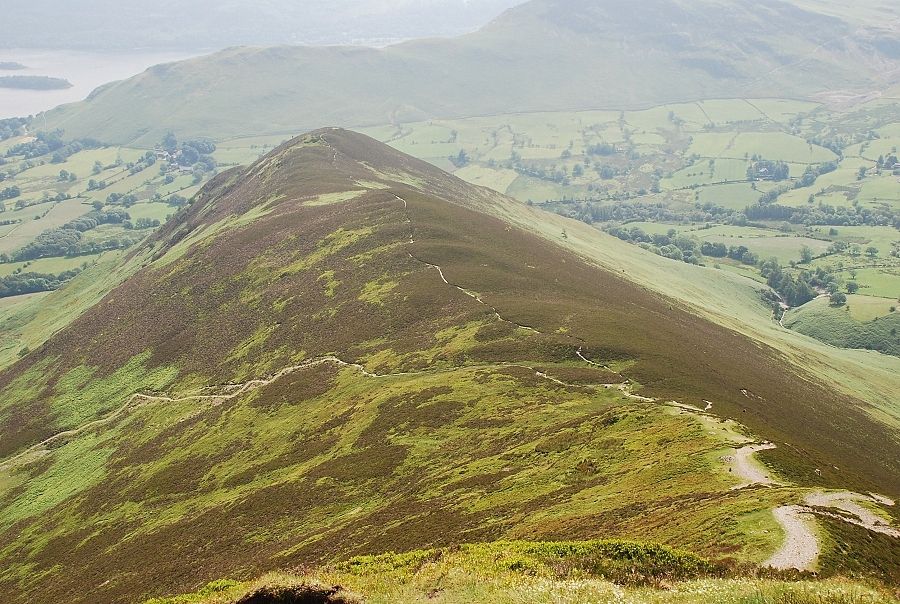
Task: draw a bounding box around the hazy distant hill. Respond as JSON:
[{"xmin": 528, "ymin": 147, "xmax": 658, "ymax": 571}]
[
  {"xmin": 0, "ymin": 0, "xmax": 524, "ymax": 50},
  {"xmin": 43, "ymin": 0, "xmax": 900, "ymax": 145}
]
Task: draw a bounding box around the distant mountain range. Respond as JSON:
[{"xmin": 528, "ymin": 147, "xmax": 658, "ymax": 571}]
[{"xmin": 42, "ymin": 0, "xmax": 900, "ymax": 145}]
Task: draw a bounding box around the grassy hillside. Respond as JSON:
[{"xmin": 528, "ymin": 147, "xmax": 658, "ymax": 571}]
[
  {"xmin": 784, "ymin": 296, "xmax": 900, "ymax": 356},
  {"xmin": 41, "ymin": 0, "xmax": 900, "ymax": 145},
  {"xmin": 0, "ymin": 130, "xmax": 896, "ymax": 601},
  {"xmin": 148, "ymin": 542, "xmax": 900, "ymax": 604}
]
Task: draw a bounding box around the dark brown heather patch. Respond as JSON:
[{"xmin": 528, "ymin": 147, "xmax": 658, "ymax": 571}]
[
  {"xmin": 306, "ymin": 444, "xmax": 408, "ymax": 482},
  {"xmin": 356, "ymin": 386, "xmax": 464, "ymax": 446},
  {"xmin": 248, "ymin": 365, "xmax": 338, "ymax": 410}
]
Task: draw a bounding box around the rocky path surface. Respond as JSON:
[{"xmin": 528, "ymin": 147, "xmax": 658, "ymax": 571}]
[
  {"xmin": 727, "ymin": 443, "xmax": 900, "ymax": 572},
  {"xmin": 729, "ymin": 442, "xmax": 778, "ymax": 489},
  {"xmin": 805, "ymin": 491, "xmax": 900, "ymax": 538},
  {"xmin": 765, "ymin": 505, "xmax": 820, "ymax": 571}
]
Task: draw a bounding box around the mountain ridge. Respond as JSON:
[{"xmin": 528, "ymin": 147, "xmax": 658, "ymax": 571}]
[
  {"xmin": 41, "ymin": 0, "xmax": 900, "ymax": 145},
  {"xmin": 0, "ymin": 129, "xmax": 897, "ymax": 602}
]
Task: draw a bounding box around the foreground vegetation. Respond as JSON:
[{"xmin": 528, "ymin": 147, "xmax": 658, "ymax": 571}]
[{"xmin": 147, "ymin": 542, "xmax": 900, "ymax": 604}]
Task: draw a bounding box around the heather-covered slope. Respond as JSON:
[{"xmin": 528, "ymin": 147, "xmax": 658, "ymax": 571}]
[
  {"xmin": 0, "ymin": 130, "xmax": 896, "ymax": 602},
  {"xmin": 42, "ymin": 0, "xmax": 900, "ymax": 145}
]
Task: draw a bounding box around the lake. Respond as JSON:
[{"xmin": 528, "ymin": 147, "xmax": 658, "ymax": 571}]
[{"xmin": 0, "ymin": 49, "xmax": 202, "ymax": 119}]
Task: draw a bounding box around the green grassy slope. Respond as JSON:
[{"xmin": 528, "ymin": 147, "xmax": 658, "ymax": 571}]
[
  {"xmin": 42, "ymin": 0, "xmax": 900, "ymax": 145},
  {"xmin": 784, "ymin": 297, "xmax": 900, "ymax": 357},
  {"xmin": 149, "ymin": 543, "xmax": 900, "ymax": 604},
  {"xmin": 0, "ymin": 130, "xmax": 896, "ymax": 602}
]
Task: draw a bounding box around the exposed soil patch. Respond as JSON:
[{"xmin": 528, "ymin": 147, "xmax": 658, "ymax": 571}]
[{"xmin": 236, "ymin": 583, "xmax": 359, "ymax": 604}]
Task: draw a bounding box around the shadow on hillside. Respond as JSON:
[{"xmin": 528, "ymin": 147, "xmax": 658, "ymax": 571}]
[{"xmin": 236, "ymin": 584, "xmax": 358, "ymax": 604}]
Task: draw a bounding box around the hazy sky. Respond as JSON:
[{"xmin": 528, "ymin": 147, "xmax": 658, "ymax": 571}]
[{"xmin": 0, "ymin": 0, "xmax": 527, "ymax": 50}]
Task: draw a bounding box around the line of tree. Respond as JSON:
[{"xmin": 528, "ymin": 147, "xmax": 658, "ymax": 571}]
[
  {"xmin": 745, "ymin": 201, "xmax": 898, "ymax": 228},
  {"xmin": 551, "ymin": 199, "xmax": 733, "ymax": 225},
  {"xmin": 0, "ymin": 117, "xmax": 28, "ymax": 142},
  {"xmin": 8, "ymin": 209, "xmax": 131, "ymax": 261},
  {"xmin": 747, "ymin": 159, "xmax": 790, "ymax": 181},
  {"xmin": 795, "ymin": 161, "xmax": 838, "ymax": 189},
  {"xmin": 5, "ymin": 130, "xmax": 101, "ymax": 163},
  {"xmin": 0, "ymin": 268, "xmax": 83, "ymax": 298},
  {"xmin": 604, "ymin": 225, "xmax": 704, "ymax": 265}
]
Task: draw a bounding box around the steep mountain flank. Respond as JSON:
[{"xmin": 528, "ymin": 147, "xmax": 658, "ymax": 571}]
[{"xmin": 0, "ymin": 130, "xmax": 896, "ymax": 602}]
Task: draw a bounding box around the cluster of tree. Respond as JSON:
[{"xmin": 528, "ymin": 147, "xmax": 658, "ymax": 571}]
[
  {"xmin": 448, "ymin": 149, "xmax": 470, "ymax": 168},
  {"xmin": 105, "ymin": 193, "xmax": 138, "ymax": 207},
  {"xmin": 586, "ymin": 143, "xmax": 616, "ymax": 156},
  {"xmin": 62, "ymin": 209, "xmax": 130, "ymax": 232},
  {"xmin": 0, "ymin": 268, "xmax": 83, "ymax": 298},
  {"xmin": 12, "ymin": 229, "xmax": 84, "ymax": 260},
  {"xmin": 0, "ymin": 117, "xmax": 28, "ymax": 142},
  {"xmin": 596, "ymin": 165, "xmax": 617, "ymax": 180},
  {"xmin": 123, "ymin": 217, "xmax": 161, "ymax": 230},
  {"xmin": 0, "ymin": 76, "xmax": 72, "ymax": 90},
  {"xmin": 73, "ymin": 236, "xmax": 141, "ymax": 256},
  {"xmin": 165, "ymin": 194, "xmax": 189, "ymax": 208},
  {"xmin": 0, "ymin": 186, "xmax": 21, "ymax": 200},
  {"xmin": 163, "ymin": 134, "xmax": 217, "ymax": 170},
  {"xmin": 795, "ymin": 162, "xmax": 838, "ymax": 188},
  {"xmin": 877, "ymin": 154, "xmax": 900, "ymax": 171},
  {"xmin": 6, "ymin": 130, "xmax": 100, "ymax": 163},
  {"xmin": 747, "ymin": 159, "xmax": 790, "ymax": 181},
  {"xmin": 10, "ymin": 210, "xmax": 131, "ymax": 260},
  {"xmin": 759, "ymin": 258, "xmax": 821, "ymax": 307},
  {"xmin": 128, "ymin": 152, "xmax": 157, "ymax": 175},
  {"xmin": 57, "ymin": 170, "xmax": 77, "ymax": 182},
  {"xmin": 604, "ymin": 226, "xmax": 703, "ymax": 265},
  {"xmin": 745, "ymin": 201, "xmax": 898, "ymax": 228},
  {"xmin": 700, "ymin": 241, "xmax": 766, "ymax": 263},
  {"xmin": 602, "ymin": 222, "xmax": 864, "ymax": 311}
]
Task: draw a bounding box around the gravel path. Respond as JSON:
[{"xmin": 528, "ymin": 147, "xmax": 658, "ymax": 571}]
[
  {"xmin": 766, "ymin": 506, "xmax": 819, "ymax": 571},
  {"xmin": 729, "ymin": 442, "xmax": 777, "ymax": 489},
  {"xmin": 805, "ymin": 492, "xmax": 900, "ymax": 538}
]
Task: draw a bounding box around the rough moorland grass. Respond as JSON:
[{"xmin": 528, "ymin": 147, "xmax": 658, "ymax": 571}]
[
  {"xmin": 0, "ymin": 130, "xmax": 896, "ymax": 603},
  {"xmin": 145, "ymin": 542, "xmax": 900, "ymax": 604}
]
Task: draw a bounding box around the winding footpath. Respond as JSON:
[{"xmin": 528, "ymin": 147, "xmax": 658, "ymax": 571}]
[
  {"xmin": 3, "ymin": 189, "xmax": 897, "ymax": 575},
  {"xmin": 728, "ymin": 441, "xmax": 899, "ymax": 572},
  {"xmin": 729, "ymin": 442, "xmax": 778, "ymax": 490},
  {"xmin": 765, "ymin": 506, "xmax": 820, "ymax": 571}
]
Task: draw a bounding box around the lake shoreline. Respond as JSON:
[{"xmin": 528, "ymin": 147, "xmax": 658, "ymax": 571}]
[{"xmin": 0, "ymin": 48, "xmax": 202, "ymax": 119}]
